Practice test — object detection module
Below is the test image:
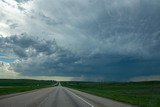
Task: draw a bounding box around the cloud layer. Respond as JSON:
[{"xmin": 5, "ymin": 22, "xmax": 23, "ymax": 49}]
[{"xmin": 0, "ymin": 0, "xmax": 160, "ymax": 81}]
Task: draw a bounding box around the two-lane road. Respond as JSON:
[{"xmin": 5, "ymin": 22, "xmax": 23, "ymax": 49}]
[{"xmin": 0, "ymin": 86, "xmax": 137, "ymax": 107}]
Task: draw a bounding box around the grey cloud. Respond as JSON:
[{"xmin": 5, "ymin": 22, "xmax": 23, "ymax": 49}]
[
  {"xmin": 9, "ymin": 24, "xmax": 19, "ymax": 29},
  {"xmin": 1, "ymin": 33, "xmax": 160, "ymax": 81},
  {"xmin": 12, "ymin": 51, "xmax": 160, "ymax": 81},
  {"xmin": 28, "ymin": 0, "xmax": 160, "ymax": 58},
  {"xmin": 38, "ymin": 13, "xmax": 63, "ymax": 26},
  {"xmin": 0, "ymin": 33, "xmax": 57, "ymax": 58},
  {"xmin": 1, "ymin": 0, "xmax": 160, "ymax": 81},
  {"xmin": 2, "ymin": 0, "xmax": 159, "ymax": 58},
  {"xmin": 15, "ymin": 0, "xmax": 32, "ymax": 3}
]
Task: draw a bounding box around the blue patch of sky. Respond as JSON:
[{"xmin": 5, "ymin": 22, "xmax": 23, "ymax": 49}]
[
  {"xmin": 0, "ymin": 53, "xmax": 5, "ymax": 56},
  {"xmin": 0, "ymin": 52, "xmax": 16, "ymax": 63},
  {"xmin": 0, "ymin": 57, "xmax": 16, "ymax": 63}
]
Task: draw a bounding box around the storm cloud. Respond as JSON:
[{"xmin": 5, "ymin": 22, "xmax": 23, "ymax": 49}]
[{"xmin": 0, "ymin": 0, "xmax": 160, "ymax": 81}]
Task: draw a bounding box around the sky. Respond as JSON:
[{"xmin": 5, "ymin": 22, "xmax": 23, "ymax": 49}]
[{"xmin": 0, "ymin": 0, "xmax": 160, "ymax": 81}]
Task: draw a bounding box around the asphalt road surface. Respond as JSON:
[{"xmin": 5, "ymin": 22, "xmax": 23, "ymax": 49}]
[{"xmin": 0, "ymin": 86, "xmax": 137, "ymax": 107}]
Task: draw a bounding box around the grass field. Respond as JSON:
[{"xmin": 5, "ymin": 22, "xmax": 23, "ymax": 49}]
[
  {"xmin": 62, "ymin": 81, "xmax": 160, "ymax": 107},
  {"xmin": 0, "ymin": 79, "xmax": 57, "ymax": 95}
]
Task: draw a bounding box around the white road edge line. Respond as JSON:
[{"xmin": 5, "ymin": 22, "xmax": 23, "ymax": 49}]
[
  {"xmin": 64, "ymin": 88, "xmax": 94, "ymax": 107},
  {"xmin": 38, "ymin": 96, "xmax": 49, "ymax": 107}
]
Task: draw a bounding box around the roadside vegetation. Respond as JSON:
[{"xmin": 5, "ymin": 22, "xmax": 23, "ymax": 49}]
[
  {"xmin": 62, "ymin": 81, "xmax": 160, "ymax": 107},
  {"xmin": 0, "ymin": 79, "xmax": 57, "ymax": 95}
]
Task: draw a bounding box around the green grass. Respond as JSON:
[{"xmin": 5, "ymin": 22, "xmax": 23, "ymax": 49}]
[
  {"xmin": 61, "ymin": 81, "xmax": 160, "ymax": 107},
  {"xmin": 0, "ymin": 79, "xmax": 57, "ymax": 95}
]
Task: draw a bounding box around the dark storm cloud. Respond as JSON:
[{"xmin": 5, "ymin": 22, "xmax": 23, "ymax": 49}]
[
  {"xmin": 67, "ymin": 0, "xmax": 160, "ymax": 57},
  {"xmin": 0, "ymin": 32, "xmax": 160, "ymax": 81},
  {"xmin": 14, "ymin": 52, "xmax": 160, "ymax": 81},
  {"xmin": 0, "ymin": 33, "xmax": 57, "ymax": 58},
  {"xmin": 24, "ymin": 0, "xmax": 160, "ymax": 58},
  {"xmin": 1, "ymin": 0, "xmax": 160, "ymax": 81}
]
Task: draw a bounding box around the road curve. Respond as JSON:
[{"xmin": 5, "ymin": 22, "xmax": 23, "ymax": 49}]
[{"xmin": 0, "ymin": 86, "xmax": 137, "ymax": 107}]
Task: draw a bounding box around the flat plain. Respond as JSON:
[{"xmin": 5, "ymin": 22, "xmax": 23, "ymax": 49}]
[
  {"xmin": 62, "ymin": 81, "xmax": 160, "ymax": 107},
  {"xmin": 0, "ymin": 79, "xmax": 57, "ymax": 95}
]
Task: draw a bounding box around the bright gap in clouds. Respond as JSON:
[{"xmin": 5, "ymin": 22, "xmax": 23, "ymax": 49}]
[{"xmin": 0, "ymin": 0, "xmax": 160, "ymax": 81}]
